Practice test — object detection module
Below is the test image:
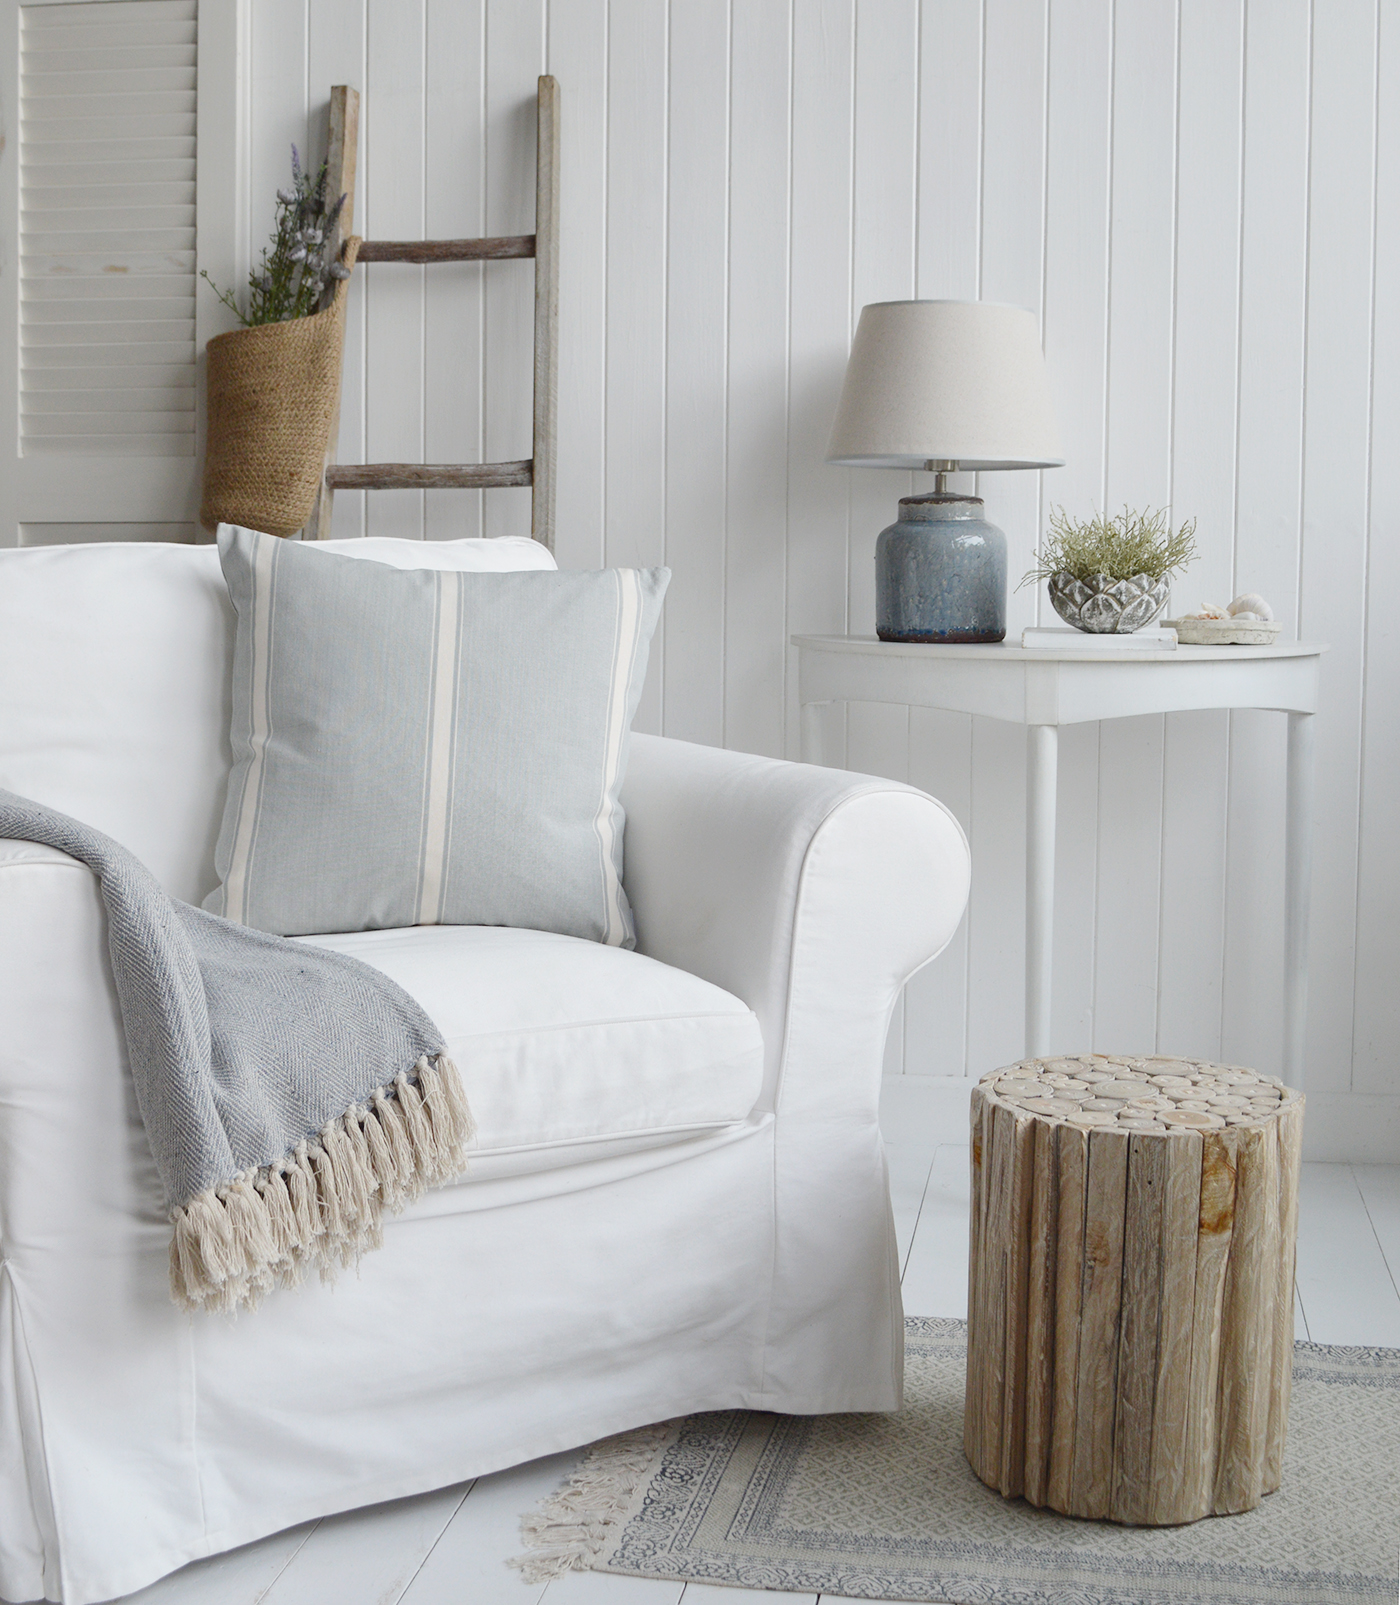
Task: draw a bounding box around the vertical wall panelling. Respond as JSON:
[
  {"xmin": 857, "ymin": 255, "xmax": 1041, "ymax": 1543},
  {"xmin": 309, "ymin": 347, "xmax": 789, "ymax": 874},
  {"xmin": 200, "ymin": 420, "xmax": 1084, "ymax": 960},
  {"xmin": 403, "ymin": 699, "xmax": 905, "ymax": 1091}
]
[
  {"xmin": 1041, "ymin": 0, "xmax": 1112, "ymax": 1055},
  {"xmin": 1155, "ymin": 0, "xmax": 1242, "ymax": 1058},
  {"xmin": 207, "ymin": 0, "xmax": 1400, "ymax": 1152},
  {"xmin": 844, "ymin": 0, "xmax": 918, "ymax": 904},
  {"xmin": 362, "ymin": 0, "xmax": 424, "ymax": 538},
  {"xmin": 546, "ymin": 0, "xmax": 606, "ymax": 571},
  {"xmin": 1091, "ymin": 0, "xmax": 1177, "ymax": 1053},
  {"xmin": 783, "ymin": 0, "xmax": 854, "ymax": 765},
  {"xmin": 961, "ymin": 0, "xmax": 1045, "ymax": 1078},
  {"xmin": 661, "ymin": 0, "xmax": 727, "ymax": 748},
  {"xmin": 422, "ymin": 0, "xmax": 485, "ymax": 541},
  {"xmin": 1297, "ymin": 0, "xmax": 1377, "ymax": 1093},
  {"xmin": 481, "ymin": 0, "xmax": 539, "ymax": 542},
  {"xmin": 723, "ymin": 0, "xmax": 791, "ymax": 761},
  {"xmin": 846, "ymin": 0, "xmax": 918, "ymax": 662},
  {"xmin": 603, "ymin": 0, "xmax": 666, "ymax": 734},
  {"xmin": 1221, "ymin": 0, "xmax": 1311, "ymax": 1080},
  {"xmin": 1352, "ymin": 0, "xmax": 1399, "ymax": 1105}
]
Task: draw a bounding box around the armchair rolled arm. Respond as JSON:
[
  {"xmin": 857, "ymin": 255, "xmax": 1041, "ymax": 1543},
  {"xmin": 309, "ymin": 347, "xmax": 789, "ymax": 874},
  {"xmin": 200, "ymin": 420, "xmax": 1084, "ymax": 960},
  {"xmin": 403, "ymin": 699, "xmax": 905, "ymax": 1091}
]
[{"xmin": 620, "ymin": 734, "xmax": 971, "ymax": 1109}]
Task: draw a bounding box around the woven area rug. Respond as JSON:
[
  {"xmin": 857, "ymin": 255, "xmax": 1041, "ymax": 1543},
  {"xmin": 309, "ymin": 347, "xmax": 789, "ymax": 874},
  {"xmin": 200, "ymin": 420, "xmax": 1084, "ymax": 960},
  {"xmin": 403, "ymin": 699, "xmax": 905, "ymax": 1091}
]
[{"xmin": 515, "ymin": 1317, "xmax": 1400, "ymax": 1604}]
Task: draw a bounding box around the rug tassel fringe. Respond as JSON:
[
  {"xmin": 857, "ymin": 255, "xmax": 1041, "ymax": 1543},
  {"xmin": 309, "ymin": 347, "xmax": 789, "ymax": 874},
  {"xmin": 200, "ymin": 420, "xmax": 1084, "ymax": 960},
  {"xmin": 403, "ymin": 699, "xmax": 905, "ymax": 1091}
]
[
  {"xmin": 168, "ymin": 1053, "xmax": 471, "ymax": 1314},
  {"xmin": 509, "ymin": 1423, "xmax": 676, "ymax": 1583}
]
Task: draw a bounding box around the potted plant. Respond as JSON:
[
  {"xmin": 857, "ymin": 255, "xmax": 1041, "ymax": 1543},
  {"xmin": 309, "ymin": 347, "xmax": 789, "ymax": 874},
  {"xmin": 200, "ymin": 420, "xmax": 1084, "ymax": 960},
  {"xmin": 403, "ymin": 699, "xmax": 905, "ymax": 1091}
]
[
  {"xmin": 1020, "ymin": 505, "xmax": 1198, "ymax": 633},
  {"xmin": 199, "ymin": 149, "xmax": 358, "ymax": 539}
]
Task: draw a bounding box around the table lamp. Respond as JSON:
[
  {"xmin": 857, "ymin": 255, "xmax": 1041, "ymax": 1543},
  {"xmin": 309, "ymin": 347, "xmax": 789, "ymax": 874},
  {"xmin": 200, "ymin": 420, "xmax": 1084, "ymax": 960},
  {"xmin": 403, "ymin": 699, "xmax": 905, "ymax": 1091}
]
[{"xmin": 827, "ymin": 300, "xmax": 1063, "ymax": 643}]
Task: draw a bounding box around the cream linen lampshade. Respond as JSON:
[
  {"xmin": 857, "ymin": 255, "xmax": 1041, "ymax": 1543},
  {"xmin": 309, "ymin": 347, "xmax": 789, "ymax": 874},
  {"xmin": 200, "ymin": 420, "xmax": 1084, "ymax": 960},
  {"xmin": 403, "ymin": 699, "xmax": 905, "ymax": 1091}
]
[
  {"xmin": 826, "ymin": 300, "xmax": 1062, "ymax": 470},
  {"xmin": 826, "ymin": 300, "xmax": 1062, "ymax": 644}
]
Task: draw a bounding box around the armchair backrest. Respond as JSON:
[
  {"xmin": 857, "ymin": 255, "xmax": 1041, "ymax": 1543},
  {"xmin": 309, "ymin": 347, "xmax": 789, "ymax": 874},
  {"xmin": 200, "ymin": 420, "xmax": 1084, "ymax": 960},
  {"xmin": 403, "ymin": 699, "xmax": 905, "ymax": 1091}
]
[{"xmin": 0, "ymin": 536, "xmax": 555, "ymax": 903}]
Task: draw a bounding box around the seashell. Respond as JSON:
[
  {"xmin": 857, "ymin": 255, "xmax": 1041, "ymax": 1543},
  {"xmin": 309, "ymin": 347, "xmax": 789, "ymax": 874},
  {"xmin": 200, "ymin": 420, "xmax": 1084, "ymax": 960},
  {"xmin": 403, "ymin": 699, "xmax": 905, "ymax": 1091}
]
[
  {"xmin": 1231, "ymin": 610, "xmax": 1259, "ymax": 620},
  {"xmin": 1194, "ymin": 603, "xmax": 1230, "ymax": 619},
  {"xmin": 1228, "ymin": 592, "xmax": 1274, "ymax": 621}
]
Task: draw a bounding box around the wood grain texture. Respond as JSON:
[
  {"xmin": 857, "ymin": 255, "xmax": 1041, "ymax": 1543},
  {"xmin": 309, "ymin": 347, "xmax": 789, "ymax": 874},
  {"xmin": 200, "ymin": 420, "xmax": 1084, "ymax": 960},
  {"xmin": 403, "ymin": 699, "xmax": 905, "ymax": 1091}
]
[
  {"xmin": 325, "ymin": 461, "xmax": 532, "ymax": 490},
  {"xmin": 357, "ymin": 235, "xmax": 534, "ymax": 261},
  {"xmin": 1147, "ymin": 1130, "xmax": 1204, "ymax": 1523},
  {"xmin": 1022, "ymin": 1115, "xmax": 1058, "ymax": 1507},
  {"xmin": 531, "ymin": 75, "xmax": 560, "ymax": 551},
  {"xmin": 1046, "ymin": 1118, "xmax": 1087, "ymax": 1511},
  {"xmin": 1069, "ymin": 1125, "xmax": 1128, "ymax": 1518},
  {"xmin": 302, "ymin": 85, "xmax": 358, "ymax": 541},
  {"xmin": 965, "ymin": 1056, "xmax": 1304, "ymax": 1526}
]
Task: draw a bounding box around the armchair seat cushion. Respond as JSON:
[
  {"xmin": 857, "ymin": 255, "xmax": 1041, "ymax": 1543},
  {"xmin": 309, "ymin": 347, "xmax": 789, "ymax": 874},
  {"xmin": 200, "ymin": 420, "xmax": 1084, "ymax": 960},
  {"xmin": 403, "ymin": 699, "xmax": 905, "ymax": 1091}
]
[{"xmin": 298, "ymin": 924, "xmax": 766, "ymax": 1175}]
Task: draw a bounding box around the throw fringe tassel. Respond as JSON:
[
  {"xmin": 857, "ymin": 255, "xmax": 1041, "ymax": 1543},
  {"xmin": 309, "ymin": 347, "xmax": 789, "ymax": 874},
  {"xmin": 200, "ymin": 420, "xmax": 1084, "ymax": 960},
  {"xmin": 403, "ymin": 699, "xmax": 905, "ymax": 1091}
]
[
  {"xmin": 509, "ymin": 1423, "xmax": 677, "ymax": 1583},
  {"xmin": 168, "ymin": 1052, "xmax": 473, "ymax": 1314}
]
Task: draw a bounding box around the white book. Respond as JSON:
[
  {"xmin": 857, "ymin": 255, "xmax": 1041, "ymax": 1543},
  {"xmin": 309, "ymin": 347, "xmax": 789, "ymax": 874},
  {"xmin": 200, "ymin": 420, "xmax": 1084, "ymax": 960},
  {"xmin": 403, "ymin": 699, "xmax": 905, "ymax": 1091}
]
[{"xmin": 1020, "ymin": 625, "xmax": 1178, "ymax": 652}]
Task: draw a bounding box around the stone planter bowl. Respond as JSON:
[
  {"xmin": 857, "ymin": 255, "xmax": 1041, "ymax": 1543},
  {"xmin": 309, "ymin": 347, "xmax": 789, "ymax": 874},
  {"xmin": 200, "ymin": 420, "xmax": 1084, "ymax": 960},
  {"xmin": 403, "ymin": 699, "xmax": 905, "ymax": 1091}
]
[{"xmin": 1047, "ymin": 569, "xmax": 1171, "ymax": 634}]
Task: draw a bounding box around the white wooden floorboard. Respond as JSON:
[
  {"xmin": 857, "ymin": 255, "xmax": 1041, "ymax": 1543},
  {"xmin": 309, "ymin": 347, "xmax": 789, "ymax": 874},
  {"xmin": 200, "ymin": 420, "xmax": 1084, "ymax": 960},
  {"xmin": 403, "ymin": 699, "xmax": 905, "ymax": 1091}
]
[
  {"xmin": 683, "ymin": 1587, "xmax": 816, "ymax": 1605},
  {"xmin": 257, "ymin": 1481, "xmax": 467, "ymax": 1605},
  {"xmin": 898, "ymin": 1144, "xmax": 970, "ymax": 1320},
  {"xmin": 400, "ymin": 1452, "xmax": 577, "ymax": 1605},
  {"xmin": 1351, "ymin": 1163, "xmax": 1400, "ymax": 1300},
  {"xmin": 1295, "ymin": 1163, "xmax": 1400, "ymax": 1347},
  {"xmin": 541, "ymin": 1569, "xmax": 683, "ymax": 1603},
  {"xmin": 115, "ymin": 1520, "xmax": 318, "ymax": 1605},
  {"xmin": 879, "ymin": 1076, "xmax": 943, "ymax": 1272}
]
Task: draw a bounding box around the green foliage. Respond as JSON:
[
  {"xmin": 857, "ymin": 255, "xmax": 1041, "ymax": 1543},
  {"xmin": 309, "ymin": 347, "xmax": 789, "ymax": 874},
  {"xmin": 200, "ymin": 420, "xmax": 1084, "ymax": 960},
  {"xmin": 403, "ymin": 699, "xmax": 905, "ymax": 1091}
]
[
  {"xmin": 1019, "ymin": 505, "xmax": 1199, "ymax": 589},
  {"xmin": 201, "ymin": 145, "xmax": 349, "ymax": 327}
]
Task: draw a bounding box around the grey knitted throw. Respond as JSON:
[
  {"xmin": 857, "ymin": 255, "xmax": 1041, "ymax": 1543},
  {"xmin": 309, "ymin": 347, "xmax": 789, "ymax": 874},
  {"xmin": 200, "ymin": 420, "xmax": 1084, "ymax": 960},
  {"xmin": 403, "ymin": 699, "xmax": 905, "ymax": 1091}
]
[{"xmin": 0, "ymin": 790, "xmax": 472, "ymax": 1314}]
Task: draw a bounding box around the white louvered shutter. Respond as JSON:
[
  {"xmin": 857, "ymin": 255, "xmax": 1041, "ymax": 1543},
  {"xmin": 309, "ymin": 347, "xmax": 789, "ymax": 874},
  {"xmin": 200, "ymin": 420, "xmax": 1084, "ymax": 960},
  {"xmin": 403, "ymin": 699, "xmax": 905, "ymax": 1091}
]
[
  {"xmin": 0, "ymin": 0, "xmax": 242, "ymax": 544},
  {"xmin": 20, "ymin": 0, "xmax": 197, "ymax": 461}
]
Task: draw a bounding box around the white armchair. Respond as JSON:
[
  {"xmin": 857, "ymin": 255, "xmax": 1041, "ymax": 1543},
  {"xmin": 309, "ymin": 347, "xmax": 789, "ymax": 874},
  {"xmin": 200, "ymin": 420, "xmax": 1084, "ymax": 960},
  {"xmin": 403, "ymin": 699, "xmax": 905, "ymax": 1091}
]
[{"xmin": 0, "ymin": 539, "xmax": 970, "ymax": 1605}]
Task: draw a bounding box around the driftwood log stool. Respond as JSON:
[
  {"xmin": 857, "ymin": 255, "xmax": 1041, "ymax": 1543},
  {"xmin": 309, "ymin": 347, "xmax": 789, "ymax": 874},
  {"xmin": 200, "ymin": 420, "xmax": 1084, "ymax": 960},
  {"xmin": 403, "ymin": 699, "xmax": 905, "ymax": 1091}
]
[{"xmin": 964, "ymin": 1055, "xmax": 1303, "ymax": 1526}]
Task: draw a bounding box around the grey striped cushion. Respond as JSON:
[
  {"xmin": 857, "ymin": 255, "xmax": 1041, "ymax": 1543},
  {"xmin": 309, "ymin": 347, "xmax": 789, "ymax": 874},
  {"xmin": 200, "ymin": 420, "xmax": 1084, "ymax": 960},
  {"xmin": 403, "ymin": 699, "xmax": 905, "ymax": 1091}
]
[{"xmin": 204, "ymin": 525, "xmax": 668, "ymax": 945}]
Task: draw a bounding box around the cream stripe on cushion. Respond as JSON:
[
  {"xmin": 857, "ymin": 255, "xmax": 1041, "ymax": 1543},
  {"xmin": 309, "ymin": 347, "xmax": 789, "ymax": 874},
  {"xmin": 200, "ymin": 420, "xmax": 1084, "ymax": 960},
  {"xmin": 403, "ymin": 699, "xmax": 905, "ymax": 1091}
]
[
  {"xmin": 220, "ymin": 528, "xmax": 278, "ymax": 924},
  {"xmin": 415, "ymin": 570, "xmax": 462, "ymax": 926}
]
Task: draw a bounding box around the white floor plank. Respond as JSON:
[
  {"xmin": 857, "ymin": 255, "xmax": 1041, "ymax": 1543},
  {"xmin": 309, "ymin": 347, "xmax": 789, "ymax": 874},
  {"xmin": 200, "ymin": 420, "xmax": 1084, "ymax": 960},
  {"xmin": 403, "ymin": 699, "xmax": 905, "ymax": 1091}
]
[
  {"xmin": 113, "ymin": 1521, "xmax": 319, "ymax": 1605},
  {"xmin": 684, "ymin": 1588, "xmax": 817, "ymax": 1604},
  {"xmin": 898, "ymin": 1144, "xmax": 970, "ymax": 1320},
  {"xmin": 541, "ymin": 1569, "xmax": 684, "ymax": 1603},
  {"xmin": 878, "ymin": 1076, "xmax": 942, "ymax": 1270},
  {"xmin": 258, "ymin": 1482, "xmax": 468, "ymax": 1605},
  {"xmin": 1351, "ymin": 1163, "xmax": 1400, "ymax": 1301},
  {"xmin": 1295, "ymin": 1162, "xmax": 1400, "ymax": 1347},
  {"xmin": 401, "ymin": 1452, "xmax": 579, "ymax": 1605}
]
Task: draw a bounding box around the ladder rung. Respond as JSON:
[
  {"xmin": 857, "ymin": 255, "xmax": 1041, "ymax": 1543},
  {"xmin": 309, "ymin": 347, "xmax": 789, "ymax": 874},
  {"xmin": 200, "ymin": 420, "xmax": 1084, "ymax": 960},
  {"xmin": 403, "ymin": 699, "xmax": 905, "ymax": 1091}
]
[
  {"xmin": 325, "ymin": 461, "xmax": 534, "ymax": 491},
  {"xmin": 356, "ymin": 236, "xmax": 535, "ymax": 263}
]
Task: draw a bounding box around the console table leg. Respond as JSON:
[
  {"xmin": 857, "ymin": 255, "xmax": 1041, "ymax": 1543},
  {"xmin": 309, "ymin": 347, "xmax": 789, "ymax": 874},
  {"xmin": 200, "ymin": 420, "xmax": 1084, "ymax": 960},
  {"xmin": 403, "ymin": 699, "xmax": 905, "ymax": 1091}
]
[
  {"xmin": 1283, "ymin": 710, "xmax": 1315, "ymax": 1088},
  {"xmin": 1026, "ymin": 723, "xmax": 1058, "ymax": 1059},
  {"xmin": 800, "ymin": 700, "xmax": 834, "ymax": 766}
]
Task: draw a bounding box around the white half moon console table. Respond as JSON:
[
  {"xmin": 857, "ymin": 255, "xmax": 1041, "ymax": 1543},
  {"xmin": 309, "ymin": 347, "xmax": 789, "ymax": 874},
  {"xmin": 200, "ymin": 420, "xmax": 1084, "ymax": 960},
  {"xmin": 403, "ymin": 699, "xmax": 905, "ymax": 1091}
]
[{"xmin": 792, "ymin": 635, "xmax": 1327, "ymax": 1083}]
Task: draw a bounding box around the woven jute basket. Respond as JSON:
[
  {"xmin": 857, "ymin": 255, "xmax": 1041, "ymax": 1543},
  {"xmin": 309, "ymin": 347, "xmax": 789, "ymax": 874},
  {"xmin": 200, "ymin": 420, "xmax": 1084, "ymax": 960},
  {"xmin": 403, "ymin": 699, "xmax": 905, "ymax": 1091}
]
[{"xmin": 200, "ymin": 236, "xmax": 362, "ymax": 538}]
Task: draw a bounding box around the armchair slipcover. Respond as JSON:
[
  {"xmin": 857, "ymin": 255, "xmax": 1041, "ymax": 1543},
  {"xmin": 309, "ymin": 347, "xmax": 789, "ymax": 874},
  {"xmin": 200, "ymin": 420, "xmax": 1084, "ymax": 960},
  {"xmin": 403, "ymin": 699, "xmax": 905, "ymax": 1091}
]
[{"xmin": 0, "ymin": 540, "xmax": 970, "ymax": 1604}]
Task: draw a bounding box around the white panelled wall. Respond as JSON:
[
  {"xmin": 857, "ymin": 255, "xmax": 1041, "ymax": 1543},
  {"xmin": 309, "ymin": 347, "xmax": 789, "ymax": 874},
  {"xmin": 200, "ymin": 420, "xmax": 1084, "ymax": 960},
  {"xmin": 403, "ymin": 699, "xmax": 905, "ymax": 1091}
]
[{"xmin": 244, "ymin": 0, "xmax": 1394, "ymax": 1157}]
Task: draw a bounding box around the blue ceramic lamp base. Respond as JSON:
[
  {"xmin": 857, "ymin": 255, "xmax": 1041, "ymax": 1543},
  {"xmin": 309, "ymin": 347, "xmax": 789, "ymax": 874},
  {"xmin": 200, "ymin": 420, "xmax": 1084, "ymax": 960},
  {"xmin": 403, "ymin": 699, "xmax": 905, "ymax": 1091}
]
[{"xmin": 875, "ymin": 492, "xmax": 1007, "ymax": 644}]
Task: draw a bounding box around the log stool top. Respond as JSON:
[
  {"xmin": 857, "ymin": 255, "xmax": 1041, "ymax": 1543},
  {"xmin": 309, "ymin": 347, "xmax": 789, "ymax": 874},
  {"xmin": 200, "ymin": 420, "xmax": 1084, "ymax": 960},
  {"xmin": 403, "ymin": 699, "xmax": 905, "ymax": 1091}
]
[
  {"xmin": 965, "ymin": 1054, "xmax": 1304, "ymax": 1527},
  {"xmin": 983, "ymin": 1054, "xmax": 1298, "ymax": 1132}
]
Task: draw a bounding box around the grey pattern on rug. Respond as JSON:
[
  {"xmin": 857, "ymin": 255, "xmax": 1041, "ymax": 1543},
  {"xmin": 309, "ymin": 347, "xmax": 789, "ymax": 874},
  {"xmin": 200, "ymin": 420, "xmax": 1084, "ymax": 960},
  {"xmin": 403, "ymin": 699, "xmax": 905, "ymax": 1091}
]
[{"xmin": 518, "ymin": 1318, "xmax": 1400, "ymax": 1604}]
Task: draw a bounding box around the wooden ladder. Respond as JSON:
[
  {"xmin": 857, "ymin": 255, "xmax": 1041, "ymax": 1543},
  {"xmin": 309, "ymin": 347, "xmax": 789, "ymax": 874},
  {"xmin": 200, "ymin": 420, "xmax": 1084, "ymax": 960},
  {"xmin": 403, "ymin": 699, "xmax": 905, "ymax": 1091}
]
[{"xmin": 302, "ymin": 77, "xmax": 560, "ymax": 550}]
